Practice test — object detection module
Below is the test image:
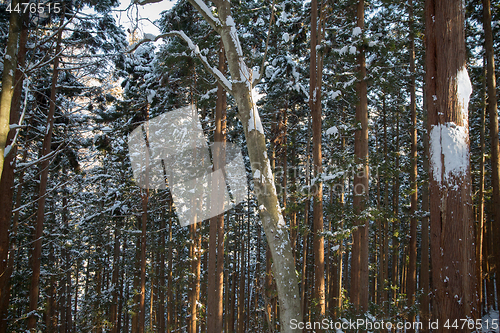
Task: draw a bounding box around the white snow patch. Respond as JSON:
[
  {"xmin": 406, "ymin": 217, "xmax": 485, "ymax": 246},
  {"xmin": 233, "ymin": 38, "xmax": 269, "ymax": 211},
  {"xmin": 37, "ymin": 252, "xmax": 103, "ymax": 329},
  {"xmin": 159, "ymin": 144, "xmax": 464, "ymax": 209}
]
[
  {"xmin": 326, "ymin": 126, "xmax": 338, "ymax": 136},
  {"xmin": 352, "ymin": 27, "xmax": 362, "ymax": 37},
  {"xmin": 144, "ymin": 33, "xmax": 156, "ymax": 41},
  {"xmin": 254, "ymin": 169, "xmax": 261, "ymax": 179},
  {"xmin": 147, "ymin": 90, "xmax": 156, "ymax": 104},
  {"xmin": 282, "ymin": 32, "xmax": 289, "ymax": 43},
  {"xmin": 226, "ymin": 16, "xmax": 243, "ymax": 57},
  {"xmin": 456, "ymin": 66, "xmax": 472, "ymax": 123},
  {"xmin": 349, "ymin": 46, "xmax": 357, "ymax": 55},
  {"xmin": 4, "ymin": 145, "xmax": 11, "ymax": 157},
  {"xmin": 429, "ymin": 123, "xmax": 469, "ymax": 184}
]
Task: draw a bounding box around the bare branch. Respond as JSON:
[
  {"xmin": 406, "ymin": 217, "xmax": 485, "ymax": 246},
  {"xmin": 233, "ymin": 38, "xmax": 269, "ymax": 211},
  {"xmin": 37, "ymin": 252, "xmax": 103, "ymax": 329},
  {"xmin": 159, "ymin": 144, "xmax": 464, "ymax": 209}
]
[{"xmin": 127, "ymin": 32, "xmax": 233, "ymax": 93}]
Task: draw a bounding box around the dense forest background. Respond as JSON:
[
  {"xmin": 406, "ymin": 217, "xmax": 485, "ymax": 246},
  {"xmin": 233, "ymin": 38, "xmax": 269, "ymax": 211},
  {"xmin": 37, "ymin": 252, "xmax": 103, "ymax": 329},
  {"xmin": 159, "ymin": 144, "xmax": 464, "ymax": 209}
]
[{"xmin": 0, "ymin": 0, "xmax": 499, "ymax": 332}]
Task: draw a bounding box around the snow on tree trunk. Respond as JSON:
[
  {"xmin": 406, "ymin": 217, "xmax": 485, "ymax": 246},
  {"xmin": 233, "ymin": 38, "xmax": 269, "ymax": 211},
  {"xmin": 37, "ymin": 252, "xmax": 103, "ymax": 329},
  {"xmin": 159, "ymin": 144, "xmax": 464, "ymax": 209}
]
[{"xmin": 426, "ymin": 0, "xmax": 478, "ymax": 327}]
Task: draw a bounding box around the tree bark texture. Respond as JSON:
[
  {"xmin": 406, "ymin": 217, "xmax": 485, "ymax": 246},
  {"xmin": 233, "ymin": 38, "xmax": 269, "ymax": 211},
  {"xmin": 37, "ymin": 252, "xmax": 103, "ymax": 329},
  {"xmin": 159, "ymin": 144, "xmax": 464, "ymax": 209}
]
[{"xmin": 426, "ymin": 0, "xmax": 478, "ymax": 328}]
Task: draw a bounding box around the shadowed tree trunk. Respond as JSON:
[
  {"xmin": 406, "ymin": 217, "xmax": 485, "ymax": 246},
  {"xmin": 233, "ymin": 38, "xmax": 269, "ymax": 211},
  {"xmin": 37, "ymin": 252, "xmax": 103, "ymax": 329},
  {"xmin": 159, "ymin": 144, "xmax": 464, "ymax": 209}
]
[
  {"xmin": 351, "ymin": 0, "xmax": 369, "ymax": 316},
  {"xmin": 0, "ymin": 11, "xmax": 27, "ymax": 331},
  {"xmin": 207, "ymin": 41, "xmax": 226, "ymax": 333},
  {"xmin": 27, "ymin": 18, "xmax": 64, "ymax": 331},
  {"xmin": 482, "ymin": 0, "xmax": 500, "ymax": 311},
  {"xmin": 420, "ymin": 96, "xmax": 430, "ymax": 332}
]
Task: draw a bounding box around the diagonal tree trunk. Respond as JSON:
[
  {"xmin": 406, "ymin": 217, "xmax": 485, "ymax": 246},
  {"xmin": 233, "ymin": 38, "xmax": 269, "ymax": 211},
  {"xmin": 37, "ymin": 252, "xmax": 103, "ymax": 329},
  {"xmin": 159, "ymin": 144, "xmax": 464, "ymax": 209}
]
[
  {"xmin": 203, "ymin": 1, "xmax": 302, "ymax": 330},
  {"xmin": 134, "ymin": 0, "xmax": 303, "ymax": 329}
]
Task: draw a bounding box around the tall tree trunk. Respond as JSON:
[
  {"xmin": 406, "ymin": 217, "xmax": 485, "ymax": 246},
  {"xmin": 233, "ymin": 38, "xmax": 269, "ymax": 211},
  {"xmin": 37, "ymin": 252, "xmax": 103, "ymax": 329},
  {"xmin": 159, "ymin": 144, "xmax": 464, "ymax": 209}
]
[
  {"xmin": 477, "ymin": 65, "xmax": 487, "ymax": 316},
  {"xmin": 381, "ymin": 96, "xmax": 389, "ymax": 315},
  {"xmin": 391, "ymin": 110, "xmax": 401, "ymax": 309},
  {"xmin": 310, "ymin": 0, "xmax": 325, "ymax": 324},
  {"xmin": 420, "ymin": 104, "xmax": 430, "ymax": 332},
  {"xmin": 27, "ymin": 18, "xmax": 64, "ymax": 331},
  {"xmin": 482, "ymin": 0, "xmax": 500, "ymax": 311},
  {"xmin": 167, "ymin": 201, "xmax": 173, "ymax": 333},
  {"xmin": 426, "ymin": 0, "xmax": 478, "ymax": 326},
  {"xmin": 110, "ymin": 218, "xmax": 121, "ymax": 333},
  {"xmin": 351, "ymin": 0, "xmax": 369, "ymax": 315},
  {"xmin": 237, "ymin": 231, "xmax": 246, "ymax": 333},
  {"xmin": 407, "ymin": 0, "xmax": 418, "ymax": 330},
  {"xmin": 46, "ymin": 241, "xmax": 58, "ymax": 333},
  {"xmin": 0, "ymin": 0, "xmax": 21, "ymax": 182},
  {"xmin": 138, "ymin": 190, "xmax": 148, "ymax": 333},
  {"xmin": 158, "ymin": 201, "xmax": 166, "ymax": 333},
  {"xmin": 131, "ymin": 237, "xmax": 141, "ymax": 333},
  {"xmin": 0, "ymin": 11, "xmax": 27, "ymax": 331},
  {"xmin": 188, "ymin": 221, "xmax": 201, "ymax": 333},
  {"xmin": 207, "ymin": 42, "xmax": 226, "ymax": 333}
]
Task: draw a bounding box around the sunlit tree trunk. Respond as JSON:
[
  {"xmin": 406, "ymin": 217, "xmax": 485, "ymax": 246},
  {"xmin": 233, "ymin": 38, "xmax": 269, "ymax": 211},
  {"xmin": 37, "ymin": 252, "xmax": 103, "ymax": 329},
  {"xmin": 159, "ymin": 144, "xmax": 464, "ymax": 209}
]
[
  {"xmin": 407, "ymin": 0, "xmax": 418, "ymax": 330},
  {"xmin": 0, "ymin": 0, "xmax": 21, "ymax": 183},
  {"xmin": 310, "ymin": 0, "xmax": 325, "ymax": 323}
]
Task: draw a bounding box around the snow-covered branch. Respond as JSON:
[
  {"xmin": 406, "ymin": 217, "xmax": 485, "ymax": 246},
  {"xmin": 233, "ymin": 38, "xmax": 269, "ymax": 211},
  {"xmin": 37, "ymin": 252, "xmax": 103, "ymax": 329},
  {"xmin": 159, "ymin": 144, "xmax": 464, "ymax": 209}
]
[
  {"xmin": 127, "ymin": 32, "xmax": 233, "ymax": 93},
  {"xmin": 186, "ymin": 0, "xmax": 221, "ymax": 32}
]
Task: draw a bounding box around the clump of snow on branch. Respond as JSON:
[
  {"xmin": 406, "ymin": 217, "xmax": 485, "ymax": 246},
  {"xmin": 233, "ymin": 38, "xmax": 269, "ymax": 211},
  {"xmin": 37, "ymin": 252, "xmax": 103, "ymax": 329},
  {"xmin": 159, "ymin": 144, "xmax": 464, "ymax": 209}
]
[
  {"xmin": 326, "ymin": 126, "xmax": 338, "ymax": 137},
  {"xmin": 352, "ymin": 27, "xmax": 362, "ymax": 37},
  {"xmin": 429, "ymin": 123, "xmax": 469, "ymax": 185}
]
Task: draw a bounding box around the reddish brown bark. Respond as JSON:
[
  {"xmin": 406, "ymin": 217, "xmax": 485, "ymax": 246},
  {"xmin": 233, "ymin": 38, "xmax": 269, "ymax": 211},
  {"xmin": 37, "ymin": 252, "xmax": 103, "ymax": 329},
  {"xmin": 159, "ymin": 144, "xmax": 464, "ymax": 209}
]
[
  {"xmin": 407, "ymin": 0, "xmax": 418, "ymax": 329},
  {"xmin": 351, "ymin": 0, "xmax": 369, "ymax": 315},
  {"xmin": 426, "ymin": 0, "xmax": 478, "ymax": 327},
  {"xmin": 207, "ymin": 42, "xmax": 226, "ymax": 333},
  {"xmin": 0, "ymin": 12, "xmax": 28, "ymax": 331},
  {"xmin": 310, "ymin": 0, "xmax": 325, "ymax": 322},
  {"xmin": 482, "ymin": 0, "xmax": 500, "ymax": 312}
]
